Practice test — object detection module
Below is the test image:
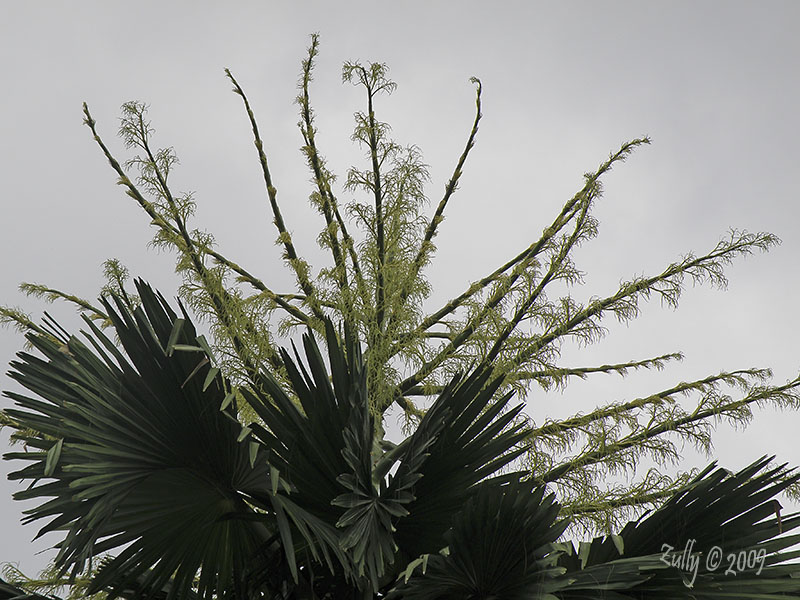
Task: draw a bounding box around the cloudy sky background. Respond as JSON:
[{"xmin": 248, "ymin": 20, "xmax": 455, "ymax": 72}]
[{"xmin": 2, "ymin": 1, "xmax": 799, "ymax": 576}]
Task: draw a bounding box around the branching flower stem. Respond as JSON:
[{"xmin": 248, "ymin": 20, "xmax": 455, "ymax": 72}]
[
  {"xmin": 486, "ymin": 192, "xmax": 593, "ymax": 364},
  {"xmin": 537, "ymin": 377, "xmax": 800, "ymax": 484},
  {"xmin": 225, "ymin": 69, "xmax": 327, "ymax": 325},
  {"xmin": 513, "ymin": 352, "xmax": 684, "ymax": 388},
  {"xmin": 384, "ymin": 78, "xmax": 483, "ymax": 340},
  {"xmin": 529, "ymin": 369, "xmax": 765, "ymax": 444},
  {"xmin": 297, "ymin": 35, "xmax": 369, "ymax": 321},
  {"xmin": 359, "ymin": 66, "xmax": 388, "ymax": 332},
  {"xmin": 510, "ymin": 230, "xmax": 777, "ymax": 371},
  {"xmin": 392, "ymin": 138, "xmax": 649, "ymax": 358},
  {"xmin": 82, "ymin": 104, "xmax": 283, "ymax": 381},
  {"xmin": 18, "ymin": 284, "xmax": 108, "ymax": 323},
  {"xmin": 395, "ymin": 187, "xmax": 595, "ymax": 395}
]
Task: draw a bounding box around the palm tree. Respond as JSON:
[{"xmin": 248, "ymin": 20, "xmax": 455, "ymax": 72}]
[
  {"xmin": 3, "ymin": 280, "xmax": 800, "ymax": 599},
  {"xmin": 5, "ymin": 35, "xmax": 800, "ymax": 537}
]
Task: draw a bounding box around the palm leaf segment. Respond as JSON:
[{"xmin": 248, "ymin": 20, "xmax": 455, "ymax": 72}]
[{"xmin": 5, "ymin": 280, "xmax": 800, "ymax": 599}]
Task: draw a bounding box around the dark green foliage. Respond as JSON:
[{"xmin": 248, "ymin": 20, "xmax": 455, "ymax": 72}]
[
  {"xmin": 4, "ymin": 281, "xmax": 800, "ymax": 598},
  {"xmin": 4, "ymin": 285, "xmax": 270, "ymax": 598},
  {"xmin": 388, "ymin": 479, "xmax": 568, "ymax": 600},
  {"xmin": 0, "ymin": 578, "xmax": 53, "ymax": 600}
]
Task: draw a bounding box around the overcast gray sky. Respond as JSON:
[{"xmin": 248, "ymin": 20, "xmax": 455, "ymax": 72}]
[{"xmin": 2, "ymin": 0, "xmax": 799, "ymax": 577}]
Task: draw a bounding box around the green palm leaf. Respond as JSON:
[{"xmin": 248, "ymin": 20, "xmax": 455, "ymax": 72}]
[
  {"xmin": 555, "ymin": 457, "xmax": 800, "ymax": 599},
  {"xmin": 392, "ymin": 367, "xmax": 530, "ymax": 560},
  {"xmin": 245, "ymin": 321, "xmax": 417, "ymax": 590},
  {"xmin": 388, "ymin": 477, "xmax": 568, "ymax": 600},
  {"xmin": 4, "ymin": 282, "xmax": 271, "ymax": 599},
  {"xmin": 0, "ymin": 578, "xmax": 55, "ymax": 600},
  {"xmin": 242, "ymin": 316, "xmax": 541, "ymax": 594}
]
